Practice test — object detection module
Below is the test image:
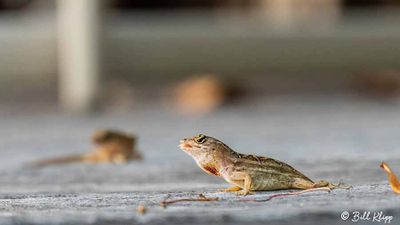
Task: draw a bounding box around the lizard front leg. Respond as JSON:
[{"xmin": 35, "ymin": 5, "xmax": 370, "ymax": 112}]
[{"xmin": 229, "ymin": 171, "xmax": 252, "ymax": 195}]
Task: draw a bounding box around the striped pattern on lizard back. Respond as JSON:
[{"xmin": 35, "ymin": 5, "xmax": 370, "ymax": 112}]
[
  {"xmin": 233, "ymin": 152, "xmax": 313, "ymax": 182},
  {"xmin": 230, "ymin": 153, "xmax": 313, "ymax": 190}
]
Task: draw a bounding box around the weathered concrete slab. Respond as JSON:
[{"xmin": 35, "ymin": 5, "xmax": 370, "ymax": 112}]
[
  {"xmin": 0, "ymin": 184, "xmax": 398, "ymax": 225},
  {"xmin": 0, "ymin": 95, "xmax": 399, "ymax": 224}
]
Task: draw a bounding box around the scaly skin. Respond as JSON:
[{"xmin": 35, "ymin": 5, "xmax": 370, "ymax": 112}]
[
  {"xmin": 27, "ymin": 129, "xmax": 142, "ymax": 168},
  {"xmin": 180, "ymin": 134, "xmax": 345, "ymax": 195}
]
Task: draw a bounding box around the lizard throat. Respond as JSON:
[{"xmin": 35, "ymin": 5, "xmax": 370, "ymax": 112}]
[
  {"xmin": 197, "ymin": 160, "xmax": 221, "ymax": 176},
  {"xmin": 202, "ymin": 164, "xmax": 220, "ymax": 176}
]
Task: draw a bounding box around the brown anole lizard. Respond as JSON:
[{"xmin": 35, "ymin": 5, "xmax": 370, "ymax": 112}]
[
  {"xmin": 26, "ymin": 129, "xmax": 141, "ymax": 168},
  {"xmin": 180, "ymin": 134, "xmax": 349, "ymax": 196}
]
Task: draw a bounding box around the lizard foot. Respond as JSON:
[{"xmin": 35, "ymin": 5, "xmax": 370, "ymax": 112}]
[
  {"xmin": 235, "ymin": 190, "xmax": 253, "ymax": 196},
  {"xmin": 219, "ymin": 186, "xmax": 242, "ymax": 193}
]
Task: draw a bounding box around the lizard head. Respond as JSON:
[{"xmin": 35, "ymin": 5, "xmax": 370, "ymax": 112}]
[{"xmin": 179, "ymin": 134, "xmax": 231, "ymax": 159}]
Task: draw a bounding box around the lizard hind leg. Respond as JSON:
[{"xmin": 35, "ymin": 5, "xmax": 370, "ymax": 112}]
[
  {"xmin": 293, "ymin": 178, "xmax": 351, "ymax": 190},
  {"xmin": 292, "ymin": 178, "xmax": 318, "ymax": 190},
  {"xmin": 254, "ymin": 178, "xmax": 332, "ymax": 201},
  {"xmin": 252, "ymin": 178, "xmax": 351, "ymax": 202}
]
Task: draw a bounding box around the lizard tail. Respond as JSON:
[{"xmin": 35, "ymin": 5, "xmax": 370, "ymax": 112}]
[
  {"xmin": 25, "ymin": 154, "xmax": 86, "ymax": 169},
  {"xmin": 314, "ymin": 180, "xmax": 352, "ymax": 190},
  {"xmin": 292, "ymin": 178, "xmax": 351, "ymax": 190}
]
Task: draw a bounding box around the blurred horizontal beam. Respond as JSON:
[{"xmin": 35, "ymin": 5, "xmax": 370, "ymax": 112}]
[{"xmin": 0, "ymin": 8, "xmax": 399, "ymax": 83}]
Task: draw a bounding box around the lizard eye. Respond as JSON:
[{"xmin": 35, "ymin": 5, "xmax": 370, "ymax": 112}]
[{"xmin": 194, "ymin": 134, "xmax": 206, "ymax": 144}]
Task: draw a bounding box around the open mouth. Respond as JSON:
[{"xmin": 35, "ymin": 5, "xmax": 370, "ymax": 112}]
[{"xmin": 179, "ymin": 140, "xmax": 193, "ymax": 150}]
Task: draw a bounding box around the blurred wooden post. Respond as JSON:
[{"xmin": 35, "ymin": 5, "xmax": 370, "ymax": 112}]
[{"xmin": 57, "ymin": 0, "xmax": 102, "ymax": 113}]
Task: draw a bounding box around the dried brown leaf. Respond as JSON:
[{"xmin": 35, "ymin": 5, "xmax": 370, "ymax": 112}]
[
  {"xmin": 380, "ymin": 161, "xmax": 400, "ymax": 194},
  {"xmin": 160, "ymin": 194, "xmax": 219, "ymax": 208}
]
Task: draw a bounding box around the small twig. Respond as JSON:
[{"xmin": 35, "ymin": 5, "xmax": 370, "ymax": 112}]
[
  {"xmin": 160, "ymin": 194, "xmax": 220, "ymax": 208},
  {"xmin": 242, "ymin": 187, "xmax": 331, "ymax": 202}
]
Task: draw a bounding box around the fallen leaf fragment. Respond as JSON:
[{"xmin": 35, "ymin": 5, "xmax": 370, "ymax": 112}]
[
  {"xmin": 160, "ymin": 194, "xmax": 219, "ymax": 208},
  {"xmin": 136, "ymin": 204, "xmax": 147, "ymax": 215},
  {"xmin": 173, "ymin": 75, "xmax": 226, "ymax": 115},
  {"xmin": 380, "ymin": 162, "xmax": 400, "ymax": 194}
]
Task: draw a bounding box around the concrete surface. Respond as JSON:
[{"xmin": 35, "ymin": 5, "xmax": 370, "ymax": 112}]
[{"xmin": 0, "ymin": 94, "xmax": 399, "ymax": 225}]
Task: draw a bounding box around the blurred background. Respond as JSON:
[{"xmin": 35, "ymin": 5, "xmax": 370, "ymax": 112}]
[
  {"xmin": 0, "ymin": 0, "xmax": 400, "ymax": 111},
  {"xmin": 0, "ymin": 2, "xmax": 400, "ymax": 224}
]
